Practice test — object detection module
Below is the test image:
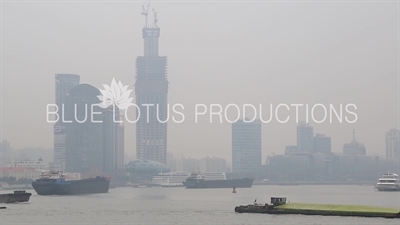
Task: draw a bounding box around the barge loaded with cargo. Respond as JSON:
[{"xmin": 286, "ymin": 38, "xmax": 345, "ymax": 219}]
[
  {"xmin": 235, "ymin": 197, "xmax": 400, "ymax": 219},
  {"xmin": 32, "ymin": 171, "xmax": 110, "ymax": 195},
  {"xmin": 183, "ymin": 172, "xmax": 253, "ymax": 189},
  {"xmin": 0, "ymin": 190, "xmax": 31, "ymax": 203}
]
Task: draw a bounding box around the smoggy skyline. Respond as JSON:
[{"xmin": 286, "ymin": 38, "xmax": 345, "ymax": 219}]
[{"xmin": 1, "ymin": 1, "xmax": 398, "ymax": 163}]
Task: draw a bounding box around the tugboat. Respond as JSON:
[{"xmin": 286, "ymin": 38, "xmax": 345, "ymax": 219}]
[{"xmin": 0, "ymin": 190, "xmax": 32, "ymax": 203}]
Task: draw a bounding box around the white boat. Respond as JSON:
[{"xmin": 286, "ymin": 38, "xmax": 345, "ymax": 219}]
[
  {"xmin": 151, "ymin": 172, "xmax": 190, "ymax": 187},
  {"xmin": 375, "ymin": 173, "xmax": 400, "ymax": 191},
  {"xmin": 199, "ymin": 172, "xmax": 227, "ymax": 181}
]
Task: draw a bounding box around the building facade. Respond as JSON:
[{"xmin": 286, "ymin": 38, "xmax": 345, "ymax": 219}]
[
  {"xmin": 12, "ymin": 158, "xmax": 47, "ymax": 170},
  {"xmin": 386, "ymin": 129, "xmax": 399, "ymax": 159},
  {"xmin": 199, "ymin": 157, "xmax": 227, "ymax": 173},
  {"xmin": 232, "ymin": 119, "xmax": 262, "ymax": 178},
  {"xmin": 102, "ymin": 108, "xmax": 125, "ymax": 174},
  {"xmin": 135, "ymin": 17, "xmax": 169, "ymax": 164},
  {"xmin": 63, "ymin": 84, "xmax": 124, "ymax": 175},
  {"xmin": 0, "ymin": 167, "xmax": 42, "ymax": 180},
  {"xmin": 0, "ymin": 140, "xmax": 12, "ymax": 166},
  {"xmin": 64, "ymin": 84, "xmax": 104, "ymax": 173},
  {"xmin": 297, "ymin": 122, "xmax": 314, "ymax": 153},
  {"xmin": 343, "ymin": 129, "xmax": 366, "ymax": 155},
  {"xmin": 54, "ymin": 73, "xmax": 80, "ymax": 171},
  {"xmin": 284, "ymin": 145, "xmax": 298, "ymax": 155},
  {"xmin": 313, "ymin": 133, "xmax": 331, "ymax": 154}
]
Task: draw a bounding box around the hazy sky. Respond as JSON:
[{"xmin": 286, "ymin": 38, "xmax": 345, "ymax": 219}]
[{"xmin": 1, "ymin": 1, "xmax": 398, "ymax": 163}]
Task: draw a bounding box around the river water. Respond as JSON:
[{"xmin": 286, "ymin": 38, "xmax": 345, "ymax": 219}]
[{"xmin": 1, "ymin": 185, "xmax": 399, "ymax": 225}]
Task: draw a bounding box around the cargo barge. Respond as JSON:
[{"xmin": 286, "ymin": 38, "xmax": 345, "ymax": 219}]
[
  {"xmin": 235, "ymin": 197, "xmax": 400, "ymax": 219},
  {"xmin": 183, "ymin": 172, "xmax": 253, "ymax": 189},
  {"xmin": 32, "ymin": 171, "xmax": 110, "ymax": 195},
  {"xmin": 0, "ymin": 190, "xmax": 31, "ymax": 203}
]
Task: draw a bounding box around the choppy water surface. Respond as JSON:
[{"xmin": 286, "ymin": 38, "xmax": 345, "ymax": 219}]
[{"xmin": 1, "ymin": 185, "xmax": 400, "ymax": 225}]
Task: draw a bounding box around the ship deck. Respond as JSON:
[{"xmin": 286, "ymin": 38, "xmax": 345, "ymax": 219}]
[{"xmin": 275, "ymin": 203, "xmax": 399, "ymax": 214}]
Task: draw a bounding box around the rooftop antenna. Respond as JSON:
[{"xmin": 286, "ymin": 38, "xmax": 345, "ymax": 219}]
[
  {"xmin": 352, "ymin": 129, "xmax": 356, "ymax": 142},
  {"xmin": 153, "ymin": 8, "xmax": 158, "ymax": 27},
  {"xmin": 141, "ymin": 0, "xmax": 151, "ymax": 27}
]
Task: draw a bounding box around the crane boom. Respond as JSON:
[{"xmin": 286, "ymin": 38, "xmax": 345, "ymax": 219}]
[
  {"xmin": 141, "ymin": 0, "xmax": 151, "ymax": 27},
  {"xmin": 153, "ymin": 8, "xmax": 158, "ymax": 27}
]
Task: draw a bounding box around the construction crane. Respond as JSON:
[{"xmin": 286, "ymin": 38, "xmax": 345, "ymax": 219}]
[
  {"xmin": 141, "ymin": 0, "xmax": 151, "ymax": 27},
  {"xmin": 152, "ymin": 8, "xmax": 158, "ymax": 27}
]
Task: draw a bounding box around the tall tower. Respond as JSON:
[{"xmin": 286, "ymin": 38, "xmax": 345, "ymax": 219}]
[
  {"xmin": 54, "ymin": 73, "xmax": 80, "ymax": 171},
  {"xmin": 135, "ymin": 4, "xmax": 169, "ymax": 164}
]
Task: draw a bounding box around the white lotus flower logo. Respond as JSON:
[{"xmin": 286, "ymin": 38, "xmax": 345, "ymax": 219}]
[{"xmin": 97, "ymin": 78, "xmax": 134, "ymax": 110}]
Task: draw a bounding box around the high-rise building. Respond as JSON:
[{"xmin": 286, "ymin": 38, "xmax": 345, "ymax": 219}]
[
  {"xmin": 64, "ymin": 84, "xmax": 104, "ymax": 173},
  {"xmin": 0, "ymin": 140, "xmax": 12, "ymax": 166},
  {"xmin": 313, "ymin": 133, "xmax": 331, "ymax": 154},
  {"xmin": 54, "ymin": 73, "xmax": 80, "ymax": 171},
  {"xmin": 386, "ymin": 129, "xmax": 399, "ymax": 159},
  {"xmin": 116, "ymin": 120, "xmax": 125, "ymax": 171},
  {"xmin": 297, "ymin": 122, "xmax": 314, "ymax": 153},
  {"xmin": 343, "ymin": 129, "xmax": 366, "ymax": 155},
  {"xmin": 284, "ymin": 145, "xmax": 298, "ymax": 155},
  {"xmin": 232, "ymin": 119, "xmax": 262, "ymax": 178},
  {"xmin": 102, "ymin": 108, "xmax": 125, "ymax": 174},
  {"xmin": 135, "ymin": 9, "xmax": 168, "ymax": 164},
  {"xmin": 64, "ymin": 84, "xmax": 124, "ymax": 174},
  {"xmin": 175, "ymin": 158, "xmax": 200, "ymax": 173},
  {"xmin": 199, "ymin": 157, "xmax": 227, "ymax": 173}
]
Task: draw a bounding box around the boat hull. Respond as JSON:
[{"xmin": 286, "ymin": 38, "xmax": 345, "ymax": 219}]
[
  {"xmin": 376, "ymin": 185, "xmax": 400, "ymax": 191},
  {"xmin": 0, "ymin": 192, "xmax": 31, "ymax": 203},
  {"xmin": 234, "ymin": 203, "xmax": 400, "ymax": 219},
  {"xmin": 183, "ymin": 178, "xmax": 254, "ymax": 189},
  {"xmin": 32, "ymin": 177, "xmax": 110, "ymax": 195}
]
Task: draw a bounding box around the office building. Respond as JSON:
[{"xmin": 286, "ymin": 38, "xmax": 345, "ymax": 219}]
[
  {"xmin": 284, "ymin": 145, "xmax": 298, "ymax": 155},
  {"xmin": 297, "ymin": 122, "xmax": 314, "ymax": 153},
  {"xmin": 54, "ymin": 73, "xmax": 80, "ymax": 171},
  {"xmin": 199, "ymin": 157, "xmax": 227, "ymax": 173},
  {"xmin": 63, "ymin": 83, "xmax": 124, "ymax": 174},
  {"xmin": 102, "ymin": 108, "xmax": 125, "ymax": 174},
  {"xmin": 313, "ymin": 133, "xmax": 331, "ymax": 154},
  {"xmin": 64, "ymin": 84, "xmax": 104, "ymax": 173},
  {"xmin": 386, "ymin": 129, "xmax": 399, "ymax": 159},
  {"xmin": 232, "ymin": 119, "xmax": 262, "ymax": 178},
  {"xmin": 0, "ymin": 140, "xmax": 12, "ymax": 166}
]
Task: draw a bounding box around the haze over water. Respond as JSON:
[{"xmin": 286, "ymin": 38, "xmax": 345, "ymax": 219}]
[{"xmin": 1, "ymin": 185, "xmax": 400, "ymax": 225}]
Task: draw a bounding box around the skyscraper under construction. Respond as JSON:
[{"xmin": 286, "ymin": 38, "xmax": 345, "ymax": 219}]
[{"xmin": 135, "ymin": 4, "xmax": 168, "ymax": 164}]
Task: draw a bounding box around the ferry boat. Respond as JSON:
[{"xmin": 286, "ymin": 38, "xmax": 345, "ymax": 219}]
[
  {"xmin": 375, "ymin": 173, "xmax": 400, "ymax": 191},
  {"xmin": 151, "ymin": 172, "xmax": 189, "ymax": 187},
  {"xmin": 32, "ymin": 171, "xmax": 110, "ymax": 195}
]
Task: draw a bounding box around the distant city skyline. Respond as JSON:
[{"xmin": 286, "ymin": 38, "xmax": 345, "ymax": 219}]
[{"xmin": 1, "ymin": 2, "xmax": 398, "ymax": 163}]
